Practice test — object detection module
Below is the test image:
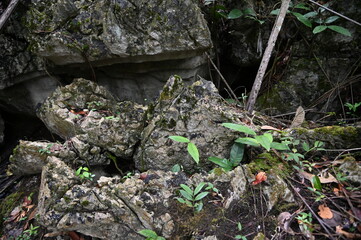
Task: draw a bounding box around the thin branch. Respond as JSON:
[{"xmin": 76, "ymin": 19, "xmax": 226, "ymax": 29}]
[
  {"xmin": 0, "ymin": 0, "xmax": 20, "ymax": 31},
  {"xmin": 205, "ymin": 52, "xmax": 241, "ymax": 105},
  {"xmin": 246, "ymin": 0, "xmax": 291, "ymax": 113},
  {"xmin": 308, "ymin": 0, "xmax": 361, "ymax": 27}
]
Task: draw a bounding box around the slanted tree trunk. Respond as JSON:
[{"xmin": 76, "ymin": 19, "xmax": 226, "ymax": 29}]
[
  {"xmin": 0, "ymin": 0, "xmax": 20, "ymax": 31},
  {"xmin": 246, "ymin": 0, "xmax": 291, "ymax": 113}
]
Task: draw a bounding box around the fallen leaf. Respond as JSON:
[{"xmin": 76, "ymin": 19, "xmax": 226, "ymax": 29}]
[
  {"xmin": 299, "ymin": 171, "xmax": 338, "ymax": 185},
  {"xmin": 252, "ymin": 172, "xmax": 267, "ymax": 185},
  {"xmin": 277, "ymin": 212, "xmax": 295, "ymax": 235},
  {"xmin": 290, "ymin": 106, "xmax": 305, "ymax": 128},
  {"xmin": 68, "ymin": 231, "xmax": 81, "ymax": 240},
  {"xmin": 261, "ymin": 125, "xmax": 281, "ymax": 131},
  {"xmin": 318, "ymin": 204, "xmax": 333, "ymax": 219},
  {"xmin": 336, "ymin": 225, "xmax": 361, "ymax": 239}
]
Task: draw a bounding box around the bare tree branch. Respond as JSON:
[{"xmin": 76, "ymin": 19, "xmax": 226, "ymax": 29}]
[
  {"xmin": 0, "ymin": 0, "xmax": 20, "ymax": 31},
  {"xmin": 246, "ymin": 0, "xmax": 291, "ymax": 113}
]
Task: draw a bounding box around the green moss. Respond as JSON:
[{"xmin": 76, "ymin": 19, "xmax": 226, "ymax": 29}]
[
  {"xmin": 313, "ymin": 126, "xmax": 358, "ymax": 138},
  {"xmin": 248, "ymin": 153, "xmax": 291, "ymax": 177},
  {"xmin": 81, "ymin": 200, "xmax": 90, "ymax": 207},
  {"xmin": 0, "ymin": 192, "xmax": 23, "ymax": 231}
]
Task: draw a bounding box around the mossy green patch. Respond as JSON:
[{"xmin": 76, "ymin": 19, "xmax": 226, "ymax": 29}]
[
  {"xmin": 248, "ymin": 152, "xmax": 291, "ymax": 177},
  {"xmin": 0, "ymin": 192, "xmax": 23, "ymax": 231}
]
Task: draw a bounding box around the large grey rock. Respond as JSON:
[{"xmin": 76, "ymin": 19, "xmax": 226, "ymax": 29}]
[
  {"xmin": 38, "ymin": 78, "xmax": 146, "ymax": 158},
  {"xmin": 8, "ymin": 138, "xmax": 109, "ymax": 176},
  {"xmin": 25, "ymin": 0, "xmax": 212, "ymax": 66},
  {"xmin": 37, "ymin": 157, "xmax": 294, "ymax": 239},
  {"xmin": 135, "ymin": 76, "xmax": 252, "ymax": 172}
]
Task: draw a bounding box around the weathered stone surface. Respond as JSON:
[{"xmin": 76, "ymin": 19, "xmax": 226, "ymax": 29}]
[
  {"xmin": 37, "ymin": 78, "xmax": 146, "ymax": 158},
  {"xmin": 37, "ymin": 157, "xmax": 294, "ymax": 239},
  {"xmin": 135, "ymin": 76, "xmax": 251, "ymax": 172},
  {"xmin": 338, "ymin": 157, "xmax": 361, "ymax": 185},
  {"xmin": 292, "ymin": 126, "xmax": 361, "ymax": 150},
  {"xmin": 25, "ymin": 0, "xmax": 212, "ymax": 66},
  {"xmin": 8, "ymin": 138, "xmax": 109, "ymax": 176}
]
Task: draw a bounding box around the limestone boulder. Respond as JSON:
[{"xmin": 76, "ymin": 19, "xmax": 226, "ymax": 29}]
[
  {"xmin": 135, "ymin": 76, "xmax": 253, "ymax": 172},
  {"xmin": 25, "ymin": 0, "xmax": 212, "ymax": 66},
  {"xmin": 37, "ymin": 157, "xmax": 294, "ymax": 239},
  {"xmin": 37, "ymin": 78, "xmax": 146, "ymax": 158}
]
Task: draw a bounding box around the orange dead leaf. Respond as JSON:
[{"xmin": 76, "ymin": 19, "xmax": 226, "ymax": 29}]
[
  {"xmin": 252, "ymin": 172, "xmax": 267, "ymax": 185},
  {"xmin": 318, "ymin": 204, "xmax": 333, "ymax": 219}
]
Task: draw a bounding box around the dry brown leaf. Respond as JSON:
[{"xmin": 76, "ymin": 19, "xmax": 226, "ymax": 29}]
[
  {"xmin": 336, "ymin": 225, "xmax": 361, "ymax": 239},
  {"xmin": 318, "ymin": 204, "xmax": 333, "ymax": 219},
  {"xmin": 261, "ymin": 125, "xmax": 281, "ymax": 131},
  {"xmin": 252, "ymin": 172, "xmax": 267, "ymax": 185},
  {"xmin": 299, "ymin": 171, "xmax": 338, "ymax": 185},
  {"xmin": 290, "ymin": 106, "xmax": 305, "ymax": 128}
]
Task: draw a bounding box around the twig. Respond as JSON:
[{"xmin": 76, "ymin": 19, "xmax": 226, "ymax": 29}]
[
  {"xmin": 0, "ymin": 0, "xmax": 20, "ymax": 31},
  {"xmin": 246, "ymin": 0, "xmax": 291, "ymax": 113},
  {"xmin": 205, "ymin": 52, "xmax": 241, "ymax": 105},
  {"xmin": 308, "ymin": 0, "xmax": 361, "ymax": 27},
  {"xmin": 286, "ymin": 179, "xmax": 337, "ymax": 239}
]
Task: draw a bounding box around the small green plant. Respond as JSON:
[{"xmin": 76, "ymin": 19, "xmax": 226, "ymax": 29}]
[
  {"xmin": 235, "ymin": 222, "xmax": 247, "ymax": 240},
  {"xmin": 176, "ymin": 182, "xmax": 209, "ymax": 212},
  {"xmin": 205, "ymin": 182, "xmax": 219, "ymax": 194},
  {"xmin": 75, "ymin": 167, "xmax": 95, "ymax": 181},
  {"xmin": 296, "ymin": 212, "xmax": 314, "ymax": 233},
  {"xmin": 345, "ymin": 102, "xmax": 361, "ymax": 117},
  {"xmin": 138, "ymin": 229, "xmax": 165, "ymax": 240},
  {"xmin": 122, "ymin": 172, "xmax": 133, "ymax": 179},
  {"xmin": 169, "ymin": 136, "xmax": 200, "ymax": 164},
  {"xmin": 271, "ymin": 2, "xmax": 351, "ymax": 37},
  {"xmin": 105, "ymin": 116, "xmax": 120, "ymax": 120},
  {"xmin": 86, "ymin": 101, "xmax": 104, "ymax": 110},
  {"xmin": 307, "ymin": 186, "xmax": 326, "ymax": 202},
  {"xmin": 209, "ymin": 142, "xmax": 244, "ymax": 171},
  {"xmin": 38, "ymin": 144, "xmax": 53, "ymax": 155},
  {"xmin": 16, "ymin": 224, "xmax": 39, "ymax": 240}
]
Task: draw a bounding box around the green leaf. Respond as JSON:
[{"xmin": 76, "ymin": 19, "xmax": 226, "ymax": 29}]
[
  {"xmin": 302, "ymin": 142, "xmax": 310, "ymax": 152},
  {"xmin": 294, "ymin": 3, "xmax": 310, "ymax": 10},
  {"xmin": 312, "ymin": 175, "xmax": 322, "ymax": 191},
  {"xmin": 230, "ymin": 143, "xmax": 245, "ymax": 165},
  {"xmin": 228, "ymin": 9, "xmax": 243, "ymax": 19},
  {"xmin": 169, "ymin": 136, "xmax": 190, "ymax": 143},
  {"xmin": 270, "ymin": 9, "xmax": 280, "ymax": 15},
  {"xmin": 235, "ymin": 137, "xmax": 260, "ymax": 147},
  {"xmin": 313, "ymin": 25, "xmax": 328, "ymax": 34},
  {"xmin": 195, "ymin": 202, "xmax": 203, "ymax": 212},
  {"xmin": 187, "ymin": 142, "xmax": 200, "ymax": 164},
  {"xmin": 270, "ymin": 142, "xmax": 290, "ymax": 151},
  {"xmin": 237, "ymin": 222, "xmax": 242, "ymax": 231},
  {"xmin": 303, "ymin": 11, "xmax": 318, "ymax": 19},
  {"xmin": 208, "ymin": 157, "xmax": 233, "ymax": 171},
  {"xmin": 325, "ymin": 16, "xmax": 339, "ymax": 24},
  {"xmin": 255, "ymin": 133, "xmax": 273, "ymax": 151},
  {"xmin": 314, "ymin": 141, "xmax": 324, "ymax": 148},
  {"xmin": 171, "ymin": 164, "xmax": 181, "ymax": 172},
  {"xmin": 194, "ymin": 182, "xmax": 206, "ymax": 196},
  {"xmin": 194, "ymin": 191, "xmax": 209, "ymax": 201},
  {"xmin": 138, "ymin": 229, "xmax": 158, "ymax": 238},
  {"xmin": 243, "ymin": 8, "xmax": 256, "ymax": 17},
  {"xmin": 222, "ymin": 123, "xmax": 256, "ymax": 135},
  {"xmin": 291, "ymin": 12, "xmax": 312, "ymax": 27},
  {"xmin": 76, "ymin": 167, "xmax": 82, "ymax": 176},
  {"xmin": 180, "ymin": 190, "xmax": 193, "ymax": 201},
  {"xmin": 180, "ymin": 184, "xmax": 193, "ymax": 196},
  {"xmin": 328, "ymin": 25, "xmax": 352, "ymax": 36}
]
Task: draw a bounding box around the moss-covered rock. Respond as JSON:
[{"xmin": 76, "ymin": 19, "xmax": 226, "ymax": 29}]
[{"xmin": 24, "ymin": 0, "xmax": 212, "ymax": 66}]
